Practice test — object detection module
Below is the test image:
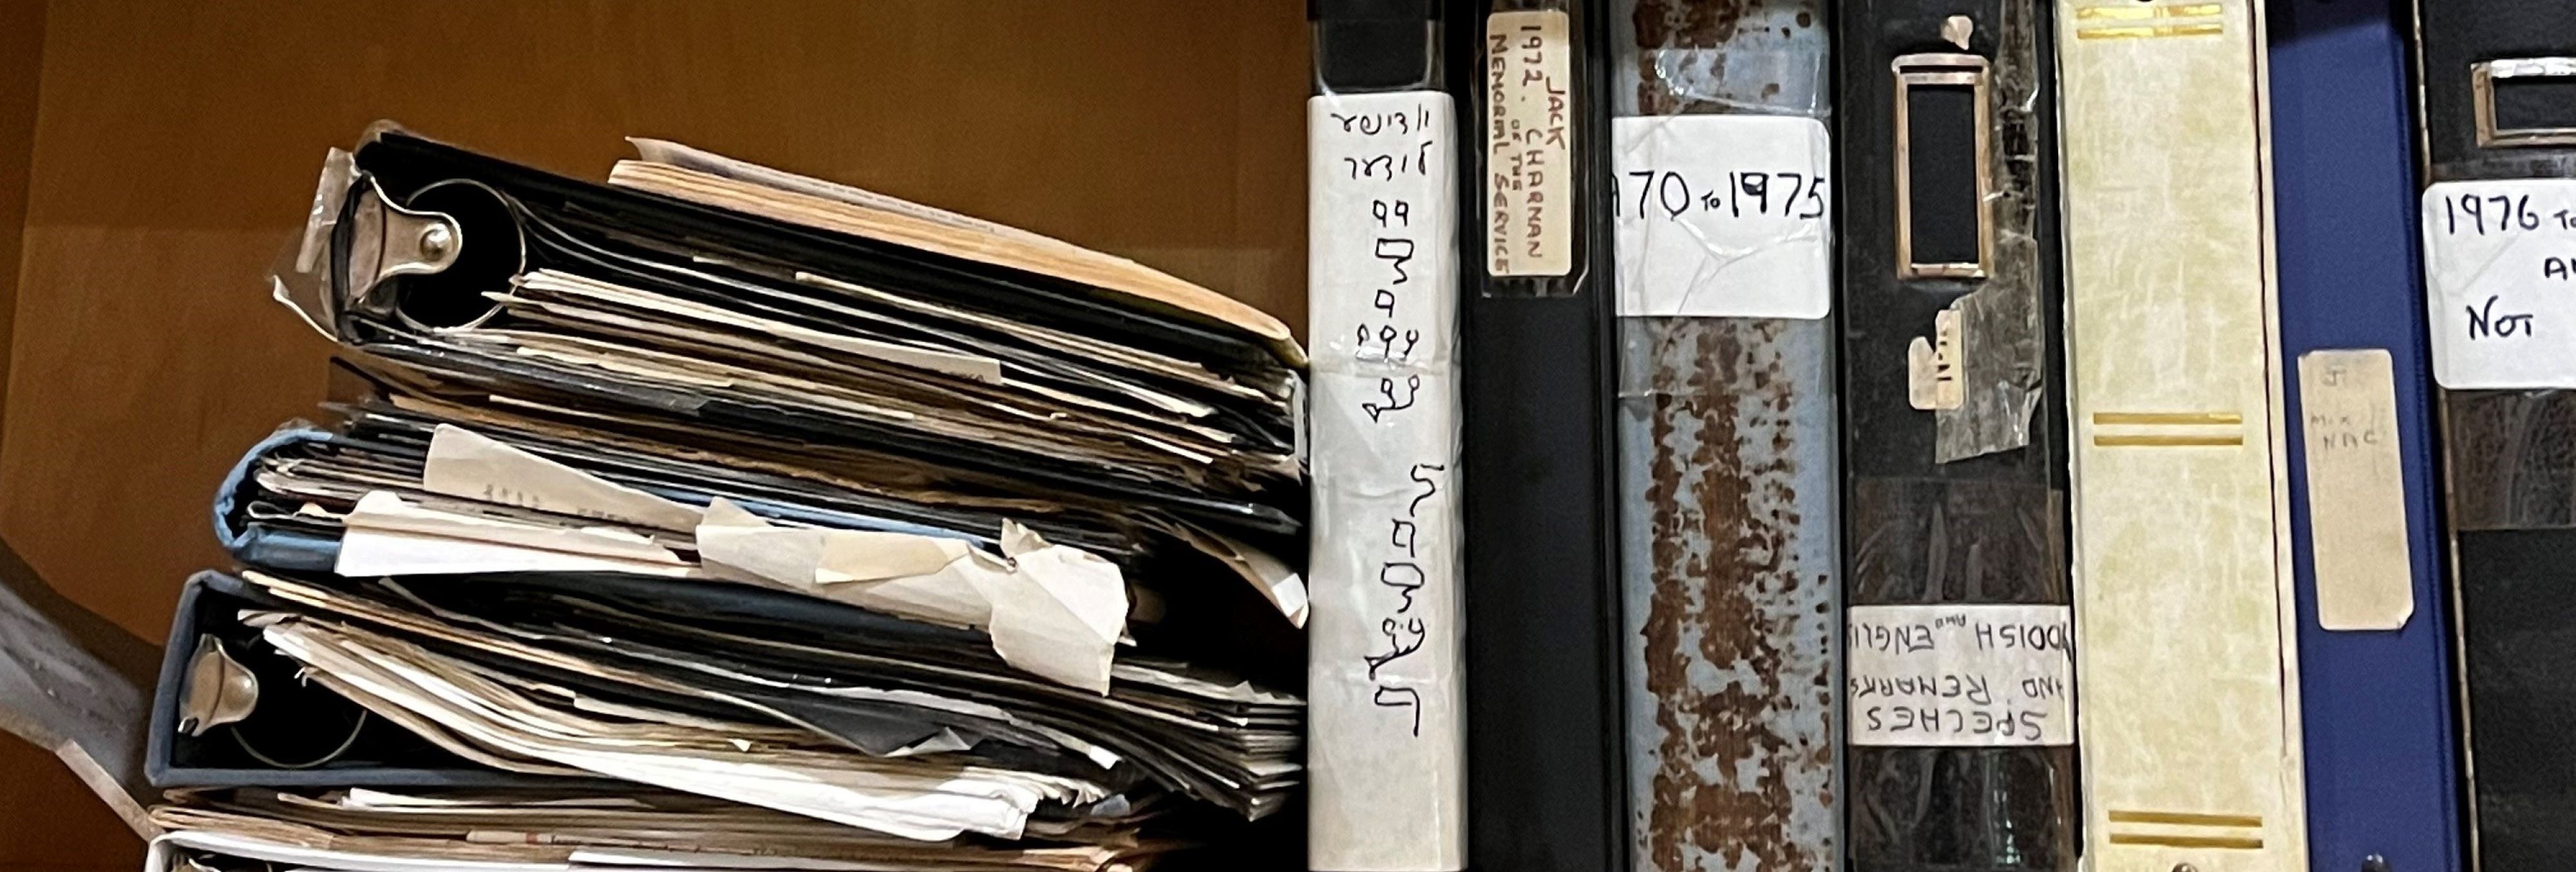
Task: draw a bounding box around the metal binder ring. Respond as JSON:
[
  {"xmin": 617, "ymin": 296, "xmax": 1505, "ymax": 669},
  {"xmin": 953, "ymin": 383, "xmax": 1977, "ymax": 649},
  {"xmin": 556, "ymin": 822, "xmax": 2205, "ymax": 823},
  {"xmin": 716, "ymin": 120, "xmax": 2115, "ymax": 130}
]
[
  {"xmin": 332, "ymin": 176, "xmax": 527, "ymax": 334},
  {"xmin": 228, "ymin": 708, "xmax": 368, "ymax": 770}
]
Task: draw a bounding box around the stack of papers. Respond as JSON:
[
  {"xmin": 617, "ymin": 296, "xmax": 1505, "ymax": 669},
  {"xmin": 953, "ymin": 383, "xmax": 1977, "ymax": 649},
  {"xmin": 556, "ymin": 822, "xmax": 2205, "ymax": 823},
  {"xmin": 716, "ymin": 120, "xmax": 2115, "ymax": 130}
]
[{"xmin": 148, "ymin": 124, "xmax": 1309, "ymax": 871}]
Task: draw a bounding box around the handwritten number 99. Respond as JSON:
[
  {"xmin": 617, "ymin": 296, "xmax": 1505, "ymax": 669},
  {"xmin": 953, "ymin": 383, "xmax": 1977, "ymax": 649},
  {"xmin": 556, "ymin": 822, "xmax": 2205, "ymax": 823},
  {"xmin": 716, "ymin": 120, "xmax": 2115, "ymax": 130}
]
[{"xmin": 1372, "ymin": 199, "xmax": 1411, "ymax": 229}]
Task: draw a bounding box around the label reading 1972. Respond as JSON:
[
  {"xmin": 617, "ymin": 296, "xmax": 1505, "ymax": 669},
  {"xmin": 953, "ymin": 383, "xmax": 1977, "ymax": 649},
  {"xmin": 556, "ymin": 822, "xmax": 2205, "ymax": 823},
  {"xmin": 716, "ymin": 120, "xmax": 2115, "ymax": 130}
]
[
  {"xmin": 1484, "ymin": 9, "xmax": 1572, "ymax": 278},
  {"xmin": 1847, "ymin": 603, "xmax": 2075, "ymax": 747}
]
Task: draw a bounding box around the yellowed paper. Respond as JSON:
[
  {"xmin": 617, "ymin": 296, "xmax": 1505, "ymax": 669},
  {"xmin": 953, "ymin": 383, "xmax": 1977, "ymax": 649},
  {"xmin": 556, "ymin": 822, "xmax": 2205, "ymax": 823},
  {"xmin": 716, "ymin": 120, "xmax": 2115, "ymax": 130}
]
[
  {"xmin": 1484, "ymin": 9, "xmax": 1573, "ymax": 278},
  {"xmin": 2296, "ymin": 350, "xmax": 2414, "ymax": 631}
]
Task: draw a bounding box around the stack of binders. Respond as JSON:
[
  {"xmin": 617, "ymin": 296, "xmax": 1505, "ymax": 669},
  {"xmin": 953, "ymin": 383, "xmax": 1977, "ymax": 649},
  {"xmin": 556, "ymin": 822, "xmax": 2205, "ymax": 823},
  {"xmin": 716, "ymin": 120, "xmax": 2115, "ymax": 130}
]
[{"xmin": 141, "ymin": 125, "xmax": 1312, "ymax": 871}]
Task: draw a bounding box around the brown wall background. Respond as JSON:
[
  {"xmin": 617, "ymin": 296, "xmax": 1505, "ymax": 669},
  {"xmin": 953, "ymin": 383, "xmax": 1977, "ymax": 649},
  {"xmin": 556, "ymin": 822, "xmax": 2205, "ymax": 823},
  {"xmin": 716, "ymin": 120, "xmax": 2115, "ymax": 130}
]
[{"xmin": 0, "ymin": 1, "xmax": 1311, "ymax": 863}]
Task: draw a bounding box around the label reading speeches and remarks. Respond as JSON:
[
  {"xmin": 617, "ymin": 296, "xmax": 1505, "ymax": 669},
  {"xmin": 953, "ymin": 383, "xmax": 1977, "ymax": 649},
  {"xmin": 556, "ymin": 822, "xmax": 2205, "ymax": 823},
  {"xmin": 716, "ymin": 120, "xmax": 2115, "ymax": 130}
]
[
  {"xmin": 1485, "ymin": 9, "xmax": 1572, "ymax": 278},
  {"xmin": 1848, "ymin": 603, "xmax": 2075, "ymax": 746},
  {"xmin": 2423, "ymin": 179, "xmax": 2576, "ymax": 388},
  {"xmin": 1611, "ymin": 114, "xmax": 1833, "ymax": 318}
]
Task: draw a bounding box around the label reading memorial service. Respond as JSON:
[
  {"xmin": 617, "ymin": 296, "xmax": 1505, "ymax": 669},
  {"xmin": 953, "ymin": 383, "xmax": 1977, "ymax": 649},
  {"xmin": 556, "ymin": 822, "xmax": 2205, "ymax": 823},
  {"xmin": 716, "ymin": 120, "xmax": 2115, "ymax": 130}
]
[
  {"xmin": 2422, "ymin": 178, "xmax": 2576, "ymax": 388},
  {"xmin": 1611, "ymin": 114, "xmax": 1833, "ymax": 318},
  {"xmin": 1485, "ymin": 9, "xmax": 1571, "ymax": 278},
  {"xmin": 1848, "ymin": 603, "xmax": 2074, "ymax": 746}
]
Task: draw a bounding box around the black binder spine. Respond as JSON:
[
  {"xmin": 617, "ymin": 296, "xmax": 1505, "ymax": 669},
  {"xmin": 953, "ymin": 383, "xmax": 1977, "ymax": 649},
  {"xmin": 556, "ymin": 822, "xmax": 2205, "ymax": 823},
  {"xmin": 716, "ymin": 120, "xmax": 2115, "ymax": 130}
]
[
  {"xmin": 2412, "ymin": 2, "xmax": 2576, "ymax": 867},
  {"xmin": 1835, "ymin": 2, "xmax": 2078, "ymax": 870},
  {"xmin": 1455, "ymin": 1, "xmax": 1629, "ymax": 870}
]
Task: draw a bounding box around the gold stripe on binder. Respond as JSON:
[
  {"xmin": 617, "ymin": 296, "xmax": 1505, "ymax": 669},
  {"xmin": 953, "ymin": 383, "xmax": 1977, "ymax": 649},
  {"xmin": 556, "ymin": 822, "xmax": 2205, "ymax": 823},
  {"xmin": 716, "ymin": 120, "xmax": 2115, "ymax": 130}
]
[
  {"xmin": 2107, "ymin": 810, "xmax": 2266, "ymax": 828},
  {"xmin": 2107, "ymin": 834, "xmax": 2269, "ymax": 849},
  {"xmin": 2072, "ymin": 0, "xmax": 2224, "ymax": 38},
  {"xmin": 2104, "ymin": 810, "xmax": 2268, "ymax": 849},
  {"xmin": 2088, "ymin": 410, "xmax": 2248, "ymax": 447}
]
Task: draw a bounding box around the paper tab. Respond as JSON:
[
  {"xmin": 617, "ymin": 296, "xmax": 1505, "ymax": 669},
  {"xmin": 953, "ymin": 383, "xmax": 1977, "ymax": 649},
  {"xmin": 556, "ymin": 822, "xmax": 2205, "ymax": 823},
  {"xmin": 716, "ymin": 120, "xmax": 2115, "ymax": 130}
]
[
  {"xmin": 1907, "ymin": 309, "xmax": 1964, "ymax": 410},
  {"xmin": 422, "ymin": 424, "xmax": 704, "ymax": 531},
  {"xmin": 2297, "ymin": 349, "xmax": 2415, "ymax": 632},
  {"xmin": 1484, "ymin": 9, "xmax": 1573, "ymax": 278},
  {"xmin": 1848, "ymin": 604, "xmax": 2075, "ymax": 747},
  {"xmin": 334, "ymin": 491, "xmax": 695, "ymax": 578},
  {"xmin": 1611, "ymin": 115, "xmax": 1833, "ymax": 318},
  {"xmin": 2421, "ymin": 180, "xmax": 2576, "ymax": 388},
  {"xmin": 694, "ymin": 499, "xmax": 1127, "ymax": 695}
]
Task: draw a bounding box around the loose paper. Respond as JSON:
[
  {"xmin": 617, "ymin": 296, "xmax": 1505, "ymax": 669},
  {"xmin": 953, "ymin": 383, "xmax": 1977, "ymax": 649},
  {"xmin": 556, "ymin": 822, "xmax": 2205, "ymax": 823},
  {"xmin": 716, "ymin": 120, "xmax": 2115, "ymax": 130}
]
[
  {"xmin": 1485, "ymin": 9, "xmax": 1573, "ymax": 278},
  {"xmin": 2421, "ymin": 179, "xmax": 2576, "ymax": 388},
  {"xmin": 334, "ymin": 491, "xmax": 695, "ymax": 578},
  {"xmin": 694, "ymin": 499, "xmax": 1127, "ymax": 695},
  {"xmin": 1847, "ymin": 604, "xmax": 2075, "ymax": 747},
  {"xmin": 1611, "ymin": 114, "xmax": 1834, "ymax": 318},
  {"xmin": 422, "ymin": 424, "xmax": 704, "ymax": 532},
  {"xmin": 2297, "ymin": 349, "xmax": 2415, "ymax": 631},
  {"xmin": 1307, "ymin": 90, "xmax": 1468, "ymax": 871}
]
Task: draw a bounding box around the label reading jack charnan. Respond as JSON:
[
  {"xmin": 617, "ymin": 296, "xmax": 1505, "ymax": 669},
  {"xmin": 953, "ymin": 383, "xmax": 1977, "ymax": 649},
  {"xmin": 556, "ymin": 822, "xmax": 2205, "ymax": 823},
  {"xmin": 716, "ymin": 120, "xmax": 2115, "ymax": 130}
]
[
  {"xmin": 1848, "ymin": 603, "xmax": 2075, "ymax": 746},
  {"xmin": 1484, "ymin": 9, "xmax": 1572, "ymax": 278}
]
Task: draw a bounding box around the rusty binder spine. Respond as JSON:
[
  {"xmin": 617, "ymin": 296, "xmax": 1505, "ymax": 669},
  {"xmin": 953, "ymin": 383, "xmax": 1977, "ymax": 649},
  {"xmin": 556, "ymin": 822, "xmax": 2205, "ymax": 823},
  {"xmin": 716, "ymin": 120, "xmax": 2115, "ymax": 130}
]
[{"xmin": 1609, "ymin": 2, "xmax": 1840, "ymax": 869}]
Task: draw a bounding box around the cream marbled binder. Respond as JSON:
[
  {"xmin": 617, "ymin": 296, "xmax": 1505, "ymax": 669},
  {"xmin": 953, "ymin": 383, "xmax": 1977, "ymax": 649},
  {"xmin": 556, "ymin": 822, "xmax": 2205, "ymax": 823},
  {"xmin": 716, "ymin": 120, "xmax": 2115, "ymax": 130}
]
[{"xmin": 2055, "ymin": 1, "xmax": 2306, "ymax": 869}]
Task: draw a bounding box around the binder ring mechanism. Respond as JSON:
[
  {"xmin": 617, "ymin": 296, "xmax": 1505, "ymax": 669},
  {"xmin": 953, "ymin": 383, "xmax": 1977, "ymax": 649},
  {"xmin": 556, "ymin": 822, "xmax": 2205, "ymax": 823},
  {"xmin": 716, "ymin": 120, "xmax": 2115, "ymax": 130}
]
[
  {"xmin": 272, "ymin": 148, "xmax": 524, "ymax": 340},
  {"xmin": 2474, "ymin": 57, "xmax": 2576, "ymax": 148},
  {"xmin": 1892, "ymin": 53, "xmax": 1994, "ymax": 280}
]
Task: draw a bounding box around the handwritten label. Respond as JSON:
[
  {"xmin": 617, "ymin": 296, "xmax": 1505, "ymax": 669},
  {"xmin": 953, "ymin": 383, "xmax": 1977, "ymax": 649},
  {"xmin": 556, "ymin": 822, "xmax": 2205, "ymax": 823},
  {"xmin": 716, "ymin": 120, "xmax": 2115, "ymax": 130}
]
[
  {"xmin": 2297, "ymin": 349, "xmax": 2415, "ymax": 632},
  {"xmin": 1611, "ymin": 114, "xmax": 1833, "ymax": 318},
  {"xmin": 2421, "ymin": 179, "xmax": 2576, "ymax": 388},
  {"xmin": 1305, "ymin": 91, "xmax": 1466, "ymax": 871},
  {"xmin": 1484, "ymin": 9, "xmax": 1572, "ymax": 278},
  {"xmin": 1848, "ymin": 604, "xmax": 2075, "ymax": 747}
]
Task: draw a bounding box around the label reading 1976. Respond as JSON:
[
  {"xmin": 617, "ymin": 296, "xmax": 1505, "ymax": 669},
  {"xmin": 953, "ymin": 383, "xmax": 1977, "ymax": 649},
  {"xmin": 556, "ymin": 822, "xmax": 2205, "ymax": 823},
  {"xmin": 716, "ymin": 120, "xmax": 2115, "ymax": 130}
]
[
  {"xmin": 2421, "ymin": 179, "xmax": 2576, "ymax": 389},
  {"xmin": 1847, "ymin": 603, "xmax": 2075, "ymax": 747}
]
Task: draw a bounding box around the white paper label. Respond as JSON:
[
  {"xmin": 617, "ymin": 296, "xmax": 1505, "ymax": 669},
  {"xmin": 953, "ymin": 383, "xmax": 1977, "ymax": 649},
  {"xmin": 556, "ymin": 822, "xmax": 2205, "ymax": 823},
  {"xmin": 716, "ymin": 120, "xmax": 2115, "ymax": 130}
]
[
  {"xmin": 1611, "ymin": 115, "xmax": 1833, "ymax": 318},
  {"xmin": 1848, "ymin": 603, "xmax": 2075, "ymax": 747},
  {"xmin": 1484, "ymin": 9, "xmax": 1573, "ymax": 278},
  {"xmin": 1305, "ymin": 91, "xmax": 1466, "ymax": 872},
  {"xmin": 2422, "ymin": 179, "xmax": 2576, "ymax": 388}
]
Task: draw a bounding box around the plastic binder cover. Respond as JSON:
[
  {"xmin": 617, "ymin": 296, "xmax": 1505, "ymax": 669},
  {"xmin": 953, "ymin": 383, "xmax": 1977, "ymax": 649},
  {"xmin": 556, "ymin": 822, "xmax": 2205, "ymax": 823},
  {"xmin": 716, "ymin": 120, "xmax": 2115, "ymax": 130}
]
[
  {"xmin": 1837, "ymin": 1, "xmax": 2079, "ymax": 871},
  {"xmin": 2057, "ymin": 0, "xmax": 2306, "ymax": 868},
  {"xmin": 1454, "ymin": 2, "xmax": 1628, "ymax": 872},
  {"xmin": 2268, "ymin": 0, "xmax": 2463, "ymax": 869}
]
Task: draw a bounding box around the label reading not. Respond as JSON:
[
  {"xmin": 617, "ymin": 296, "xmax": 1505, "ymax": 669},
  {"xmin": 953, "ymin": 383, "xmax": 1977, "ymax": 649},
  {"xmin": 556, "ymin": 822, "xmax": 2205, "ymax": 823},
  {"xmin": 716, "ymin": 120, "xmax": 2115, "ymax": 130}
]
[
  {"xmin": 2422, "ymin": 179, "xmax": 2576, "ymax": 388},
  {"xmin": 1848, "ymin": 603, "xmax": 2075, "ymax": 747},
  {"xmin": 2297, "ymin": 349, "xmax": 2415, "ymax": 632},
  {"xmin": 1484, "ymin": 9, "xmax": 1572, "ymax": 278},
  {"xmin": 1611, "ymin": 114, "xmax": 1833, "ymax": 318}
]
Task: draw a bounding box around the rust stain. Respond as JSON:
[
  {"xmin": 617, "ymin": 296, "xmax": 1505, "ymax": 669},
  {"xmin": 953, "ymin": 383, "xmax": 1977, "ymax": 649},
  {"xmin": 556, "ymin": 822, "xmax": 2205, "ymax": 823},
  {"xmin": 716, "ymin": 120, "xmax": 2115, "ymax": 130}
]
[{"xmin": 1636, "ymin": 319, "xmax": 1824, "ymax": 872}]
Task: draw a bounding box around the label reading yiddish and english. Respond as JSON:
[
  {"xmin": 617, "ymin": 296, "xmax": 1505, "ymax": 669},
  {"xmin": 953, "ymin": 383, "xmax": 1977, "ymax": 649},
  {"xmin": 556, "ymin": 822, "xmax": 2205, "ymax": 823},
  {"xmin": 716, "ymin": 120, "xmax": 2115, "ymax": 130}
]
[{"xmin": 1848, "ymin": 603, "xmax": 2075, "ymax": 747}]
